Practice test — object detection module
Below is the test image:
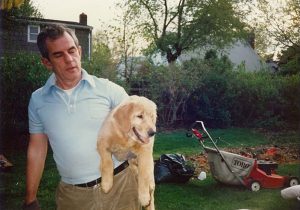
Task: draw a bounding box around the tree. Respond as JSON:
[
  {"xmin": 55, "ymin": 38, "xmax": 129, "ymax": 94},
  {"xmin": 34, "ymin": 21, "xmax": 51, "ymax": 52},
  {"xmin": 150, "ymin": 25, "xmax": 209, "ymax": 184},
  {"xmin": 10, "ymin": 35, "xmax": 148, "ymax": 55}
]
[
  {"xmin": 91, "ymin": 2, "xmax": 143, "ymax": 83},
  {"xmin": 125, "ymin": 0, "xmax": 248, "ymax": 63},
  {"xmin": 277, "ymin": 44, "xmax": 300, "ymax": 75},
  {"xmin": 84, "ymin": 31, "xmax": 118, "ymax": 81},
  {"xmin": 243, "ymin": 0, "xmax": 300, "ymax": 57},
  {"xmin": 141, "ymin": 61, "xmax": 202, "ymax": 125},
  {"xmin": 1, "ymin": 0, "xmax": 43, "ymax": 18},
  {"xmin": 109, "ymin": 2, "xmax": 144, "ymax": 82},
  {"xmin": 0, "ymin": 0, "xmax": 24, "ymax": 10}
]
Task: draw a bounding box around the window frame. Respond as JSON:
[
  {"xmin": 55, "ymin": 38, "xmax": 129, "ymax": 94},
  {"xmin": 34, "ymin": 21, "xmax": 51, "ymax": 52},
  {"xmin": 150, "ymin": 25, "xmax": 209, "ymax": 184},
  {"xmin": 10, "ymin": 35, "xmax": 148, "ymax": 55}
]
[{"xmin": 27, "ymin": 25, "xmax": 40, "ymax": 43}]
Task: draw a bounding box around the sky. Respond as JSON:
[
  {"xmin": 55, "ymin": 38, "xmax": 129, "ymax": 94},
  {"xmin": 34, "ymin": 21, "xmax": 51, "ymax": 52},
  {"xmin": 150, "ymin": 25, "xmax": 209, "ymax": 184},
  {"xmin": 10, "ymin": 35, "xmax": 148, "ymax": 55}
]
[{"xmin": 32, "ymin": 0, "xmax": 120, "ymax": 32}]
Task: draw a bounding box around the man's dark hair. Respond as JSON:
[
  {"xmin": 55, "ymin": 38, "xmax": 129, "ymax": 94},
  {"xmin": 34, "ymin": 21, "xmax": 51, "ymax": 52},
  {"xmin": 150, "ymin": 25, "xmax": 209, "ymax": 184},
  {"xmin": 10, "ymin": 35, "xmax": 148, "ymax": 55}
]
[{"xmin": 37, "ymin": 24, "xmax": 79, "ymax": 59}]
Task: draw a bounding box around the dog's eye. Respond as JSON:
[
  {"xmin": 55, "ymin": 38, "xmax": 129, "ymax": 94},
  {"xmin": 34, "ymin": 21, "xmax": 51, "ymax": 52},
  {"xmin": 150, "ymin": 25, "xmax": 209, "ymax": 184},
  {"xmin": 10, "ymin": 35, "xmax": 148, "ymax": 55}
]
[{"xmin": 137, "ymin": 115, "xmax": 143, "ymax": 119}]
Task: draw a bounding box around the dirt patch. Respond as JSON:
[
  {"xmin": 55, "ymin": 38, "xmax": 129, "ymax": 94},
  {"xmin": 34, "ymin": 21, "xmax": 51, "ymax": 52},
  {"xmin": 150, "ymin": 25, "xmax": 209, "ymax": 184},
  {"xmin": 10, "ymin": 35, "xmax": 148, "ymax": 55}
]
[{"xmin": 188, "ymin": 144, "xmax": 300, "ymax": 174}]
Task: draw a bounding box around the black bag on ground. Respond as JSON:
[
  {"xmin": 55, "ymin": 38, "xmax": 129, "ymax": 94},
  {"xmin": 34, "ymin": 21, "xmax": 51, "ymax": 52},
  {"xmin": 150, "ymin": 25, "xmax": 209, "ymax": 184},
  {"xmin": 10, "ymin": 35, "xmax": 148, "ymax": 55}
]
[{"xmin": 154, "ymin": 154, "xmax": 195, "ymax": 184}]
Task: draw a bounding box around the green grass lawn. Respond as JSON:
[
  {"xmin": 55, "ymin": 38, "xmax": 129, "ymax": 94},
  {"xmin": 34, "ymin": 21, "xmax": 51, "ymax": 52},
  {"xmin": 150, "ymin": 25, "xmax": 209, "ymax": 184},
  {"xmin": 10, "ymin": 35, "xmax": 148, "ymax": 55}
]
[
  {"xmin": 155, "ymin": 164, "xmax": 300, "ymax": 210},
  {"xmin": 1, "ymin": 128, "xmax": 299, "ymax": 209}
]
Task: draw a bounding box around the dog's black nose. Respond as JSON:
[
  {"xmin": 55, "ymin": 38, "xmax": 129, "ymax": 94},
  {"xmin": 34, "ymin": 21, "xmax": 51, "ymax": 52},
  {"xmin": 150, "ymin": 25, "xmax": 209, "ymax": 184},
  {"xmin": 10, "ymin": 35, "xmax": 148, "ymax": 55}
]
[{"xmin": 148, "ymin": 129, "xmax": 156, "ymax": 137}]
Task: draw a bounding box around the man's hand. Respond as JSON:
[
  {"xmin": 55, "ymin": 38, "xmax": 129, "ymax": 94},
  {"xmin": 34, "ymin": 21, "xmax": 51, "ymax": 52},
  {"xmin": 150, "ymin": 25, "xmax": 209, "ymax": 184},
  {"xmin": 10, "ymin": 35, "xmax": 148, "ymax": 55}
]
[{"xmin": 22, "ymin": 199, "xmax": 41, "ymax": 210}]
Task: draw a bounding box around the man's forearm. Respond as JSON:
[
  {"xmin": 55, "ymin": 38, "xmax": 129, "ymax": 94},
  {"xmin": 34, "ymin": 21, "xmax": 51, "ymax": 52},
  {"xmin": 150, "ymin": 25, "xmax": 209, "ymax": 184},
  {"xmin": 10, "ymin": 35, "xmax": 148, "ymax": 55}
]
[
  {"xmin": 25, "ymin": 135, "xmax": 48, "ymax": 204},
  {"xmin": 25, "ymin": 154, "xmax": 45, "ymax": 204}
]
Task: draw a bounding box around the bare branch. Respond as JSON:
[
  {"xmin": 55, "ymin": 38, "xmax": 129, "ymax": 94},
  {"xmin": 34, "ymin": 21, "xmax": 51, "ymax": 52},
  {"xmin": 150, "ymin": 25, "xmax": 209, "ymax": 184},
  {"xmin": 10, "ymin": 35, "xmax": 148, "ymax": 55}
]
[{"xmin": 139, "ymin": 0, "xmax": 159, "ymax": 39}]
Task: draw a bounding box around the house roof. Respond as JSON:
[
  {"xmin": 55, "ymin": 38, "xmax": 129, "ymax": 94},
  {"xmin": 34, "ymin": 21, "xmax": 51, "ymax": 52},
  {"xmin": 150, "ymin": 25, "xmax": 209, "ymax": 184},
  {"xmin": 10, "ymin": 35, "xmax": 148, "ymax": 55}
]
[{"xmin": 3, "ymin": 15, "xmax": 93, "ymax": 31}]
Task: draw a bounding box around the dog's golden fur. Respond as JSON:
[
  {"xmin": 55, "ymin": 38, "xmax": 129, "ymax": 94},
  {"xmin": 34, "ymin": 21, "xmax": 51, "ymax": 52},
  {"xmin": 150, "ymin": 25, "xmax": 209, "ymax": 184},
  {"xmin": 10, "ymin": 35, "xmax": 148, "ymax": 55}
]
[{"xmin": 97, "ymin": 95, "xmax": 157, "ymax": 210}]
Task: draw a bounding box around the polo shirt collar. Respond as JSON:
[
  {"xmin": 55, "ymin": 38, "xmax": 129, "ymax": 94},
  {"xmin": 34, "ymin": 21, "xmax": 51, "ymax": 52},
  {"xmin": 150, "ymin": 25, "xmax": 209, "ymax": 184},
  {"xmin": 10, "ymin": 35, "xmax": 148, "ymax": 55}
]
[
  {"xmin": 81, "ymin": 69, "xmax": 96, "ymax": 88},
  {"xmin": 42, "ymin": 69, "xmax": 95, "ymax": 95}
]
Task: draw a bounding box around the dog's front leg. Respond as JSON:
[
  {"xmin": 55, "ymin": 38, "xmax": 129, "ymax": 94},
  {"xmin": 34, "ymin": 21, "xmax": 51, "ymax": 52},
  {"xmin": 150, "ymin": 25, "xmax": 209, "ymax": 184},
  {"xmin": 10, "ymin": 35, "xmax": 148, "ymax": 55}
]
[
  {"xmin": 145, "ymin": 188, "xmax": 155, "ymax": 210},
  {"xmin": 98, "ymin": 140, "xmax": 114, "ymax": 193},
  {"xmin": 137, "ymin": 147, "xmax": 155, "ymax": 210}
]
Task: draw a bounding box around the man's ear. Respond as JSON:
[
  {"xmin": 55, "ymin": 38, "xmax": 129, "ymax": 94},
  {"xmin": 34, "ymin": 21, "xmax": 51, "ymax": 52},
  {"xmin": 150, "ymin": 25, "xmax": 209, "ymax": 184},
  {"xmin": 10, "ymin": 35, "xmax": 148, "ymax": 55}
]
[{"xmin": 41, "ymin": 57, "xmax": 53, "ymax": 71}]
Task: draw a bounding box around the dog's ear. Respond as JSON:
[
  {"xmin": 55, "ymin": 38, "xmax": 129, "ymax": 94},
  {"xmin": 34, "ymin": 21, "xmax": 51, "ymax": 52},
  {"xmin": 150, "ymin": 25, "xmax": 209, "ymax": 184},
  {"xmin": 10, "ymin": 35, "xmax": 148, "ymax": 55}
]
[{"xmin": 113, "ymin": 102, "xmax": 134, "ymax": 133}]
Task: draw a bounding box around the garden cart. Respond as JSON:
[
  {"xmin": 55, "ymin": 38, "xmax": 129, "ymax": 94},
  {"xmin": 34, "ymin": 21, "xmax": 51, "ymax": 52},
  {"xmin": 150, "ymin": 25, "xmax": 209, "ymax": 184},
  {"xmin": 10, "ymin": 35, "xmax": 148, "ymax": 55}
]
[{"xmin": 187, "ymin": 121, "xmax": 299, "ymax": 191}]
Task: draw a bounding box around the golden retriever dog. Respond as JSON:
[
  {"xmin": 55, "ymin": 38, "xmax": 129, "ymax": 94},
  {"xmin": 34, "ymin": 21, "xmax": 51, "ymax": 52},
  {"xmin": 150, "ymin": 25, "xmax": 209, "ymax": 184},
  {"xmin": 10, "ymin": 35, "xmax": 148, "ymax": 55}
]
[{"xmin": 97, "ymin": 95, "xmax": 157, "ymax": 210}]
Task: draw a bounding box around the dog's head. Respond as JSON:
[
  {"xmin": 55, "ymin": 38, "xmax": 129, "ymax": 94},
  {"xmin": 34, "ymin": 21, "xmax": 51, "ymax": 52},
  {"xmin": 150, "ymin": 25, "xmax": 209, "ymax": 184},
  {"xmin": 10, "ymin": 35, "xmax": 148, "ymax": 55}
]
[{"xmin": 113, "ymin": 95, "xmax": 157, "ymax": 144}]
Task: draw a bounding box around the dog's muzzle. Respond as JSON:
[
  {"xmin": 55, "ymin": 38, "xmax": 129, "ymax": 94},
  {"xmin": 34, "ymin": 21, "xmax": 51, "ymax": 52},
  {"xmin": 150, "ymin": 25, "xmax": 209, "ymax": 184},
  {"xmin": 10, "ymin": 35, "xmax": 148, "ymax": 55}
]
[
  {"xmin": 133, "ymin": 127, "xmax": 156, "ymax": 143},
  {"xmin": 147, "ymin": 129, "xmax": 156, "ymax": 137}
]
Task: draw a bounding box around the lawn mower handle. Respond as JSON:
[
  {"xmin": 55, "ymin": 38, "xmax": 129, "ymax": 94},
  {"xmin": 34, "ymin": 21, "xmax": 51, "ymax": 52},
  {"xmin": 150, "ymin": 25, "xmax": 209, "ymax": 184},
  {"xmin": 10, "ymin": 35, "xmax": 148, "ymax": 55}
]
[
  {"xmin": 190, "ymin": 121, "xmax": 207, "ymax": 131},
  {"xmin": 193, "ymin": 121, "xmax": 247, "ymax": 187},
  {"xmin": 186, "ymin": 121, "xmax": 208, "ymax": 139}
]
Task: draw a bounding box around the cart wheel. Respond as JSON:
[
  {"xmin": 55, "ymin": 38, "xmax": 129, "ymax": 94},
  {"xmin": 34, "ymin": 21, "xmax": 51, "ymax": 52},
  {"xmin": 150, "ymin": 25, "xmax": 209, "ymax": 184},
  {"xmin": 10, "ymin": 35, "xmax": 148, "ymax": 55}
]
[
  {"xmin": 250, "ymin": 181, "xmax": 261, "ymax": 192},
  {"xmin": 186, "ymin": 132, "xmax": 192, "ymax": 137},
  {"xmin": 289, "ymin": 177, "xmax": 299, "ymax": 187}
]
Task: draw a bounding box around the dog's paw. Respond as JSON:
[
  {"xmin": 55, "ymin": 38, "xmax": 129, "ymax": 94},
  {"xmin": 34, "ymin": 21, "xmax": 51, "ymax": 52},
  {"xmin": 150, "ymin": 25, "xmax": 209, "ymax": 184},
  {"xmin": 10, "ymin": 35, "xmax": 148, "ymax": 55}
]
[
  {"xmin": 139, "ymin": 193, "xmax": 151, "ymax": 207},
  {"xmin": 101, "ymin": 180, "xmax": 113, "ymax": 193}
]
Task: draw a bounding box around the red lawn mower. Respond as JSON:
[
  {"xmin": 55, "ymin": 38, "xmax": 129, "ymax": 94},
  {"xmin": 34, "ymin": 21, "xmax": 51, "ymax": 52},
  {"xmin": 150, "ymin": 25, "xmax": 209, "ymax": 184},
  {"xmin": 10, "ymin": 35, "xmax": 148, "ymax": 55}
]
[{"xmin": 188, "ymin": 121, "xmax": 299, "ymax": 191}]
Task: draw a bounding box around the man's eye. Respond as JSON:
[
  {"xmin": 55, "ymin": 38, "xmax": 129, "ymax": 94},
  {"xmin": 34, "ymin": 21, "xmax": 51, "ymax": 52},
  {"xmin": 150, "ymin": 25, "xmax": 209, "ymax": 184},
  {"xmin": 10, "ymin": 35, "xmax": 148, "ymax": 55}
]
[
  {"xmin": 137, "ymin": 115, "xmax": 143, "ymax": 119},
  {"xmin": 53, "ymin": 53, "xmax": 62, "ymax": 58}
]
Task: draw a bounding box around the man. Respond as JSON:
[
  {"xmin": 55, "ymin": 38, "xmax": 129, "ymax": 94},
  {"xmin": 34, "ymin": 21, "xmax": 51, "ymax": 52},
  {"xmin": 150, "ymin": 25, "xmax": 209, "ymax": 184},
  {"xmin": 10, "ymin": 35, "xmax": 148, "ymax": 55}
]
[{"xmin": 23, "ymin": 24, "xmax": 141, "ymax": 210}]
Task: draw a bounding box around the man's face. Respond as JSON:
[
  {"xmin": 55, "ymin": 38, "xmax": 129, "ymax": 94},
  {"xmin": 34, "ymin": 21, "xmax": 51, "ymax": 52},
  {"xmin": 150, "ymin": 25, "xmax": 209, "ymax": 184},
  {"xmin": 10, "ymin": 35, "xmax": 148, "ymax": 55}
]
[{"xmin": 41, "ymin": 32, "xmax": 82, "ymax": 89}]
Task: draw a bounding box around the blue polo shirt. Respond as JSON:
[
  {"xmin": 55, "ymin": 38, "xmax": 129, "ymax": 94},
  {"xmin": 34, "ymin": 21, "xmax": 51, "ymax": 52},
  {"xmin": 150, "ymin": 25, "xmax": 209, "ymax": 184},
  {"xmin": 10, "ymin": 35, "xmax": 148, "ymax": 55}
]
[{"xmin": 28, "ymin": 69, "xmax": 128, "ymax": 184}]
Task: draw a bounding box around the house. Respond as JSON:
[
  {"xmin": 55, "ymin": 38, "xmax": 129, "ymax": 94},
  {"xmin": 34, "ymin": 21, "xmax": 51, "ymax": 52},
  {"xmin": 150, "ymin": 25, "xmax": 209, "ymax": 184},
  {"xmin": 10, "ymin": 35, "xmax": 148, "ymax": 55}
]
[
  {"xmin": 152, "ymin": 40, "xmax": 267, "ymax": 71},
  {"xmin": 216, "ymin": 40, "xmax": 267, "ymax": 71},
  {"xmin": 117, "ymin": 39, "xmax": 268, "ymax": 81},
  {"xmin": 0, "ymin": 13, "xmax": 93, "ymax": 59}
]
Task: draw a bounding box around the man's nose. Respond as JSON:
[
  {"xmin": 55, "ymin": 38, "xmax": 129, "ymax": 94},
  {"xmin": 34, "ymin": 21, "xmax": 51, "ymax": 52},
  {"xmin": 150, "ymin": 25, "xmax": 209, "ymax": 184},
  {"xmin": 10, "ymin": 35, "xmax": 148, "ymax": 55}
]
[{"xmin": 64, "ymin": 53, "xmax": 73, "ymax": 62}]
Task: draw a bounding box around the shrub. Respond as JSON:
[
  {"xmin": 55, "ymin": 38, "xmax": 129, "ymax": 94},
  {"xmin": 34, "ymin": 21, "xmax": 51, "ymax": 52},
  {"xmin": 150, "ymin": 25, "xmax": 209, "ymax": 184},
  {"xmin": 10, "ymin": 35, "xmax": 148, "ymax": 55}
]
[
  {"xmin": 184, "ymin": 56, "xmax": 234, "ymax": 128},
  {"xmin": 278, "ymin": 73, "xmax": 300, "ymax": 128},
  {"xmin": 130, "ymin": 59, "xmax": 207, "ymax": 127},
  {"xmin": 0, "ymin": 52, "xmax": 49, "ymax": 140},
  {"xmin": 141, "ymin": 57, "xmax": 300, "ymax": 129}
]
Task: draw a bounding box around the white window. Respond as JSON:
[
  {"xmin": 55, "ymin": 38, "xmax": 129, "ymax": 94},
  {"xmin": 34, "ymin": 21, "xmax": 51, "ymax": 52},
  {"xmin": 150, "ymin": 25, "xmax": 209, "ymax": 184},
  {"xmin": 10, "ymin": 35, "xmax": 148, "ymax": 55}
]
[{"xmin": 27, "ymin": 25, "xmax": 40, "ymax": 43}]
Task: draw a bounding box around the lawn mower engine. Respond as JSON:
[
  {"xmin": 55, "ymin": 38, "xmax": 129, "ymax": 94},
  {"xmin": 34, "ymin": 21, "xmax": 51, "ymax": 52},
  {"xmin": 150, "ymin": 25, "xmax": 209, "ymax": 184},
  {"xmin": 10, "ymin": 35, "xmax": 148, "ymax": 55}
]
[
  {"xmin": 244, "ymin": 159, "xmax": 299, "ymax": 191},
  {"xmin": 257, "ymin": 160, "xmax": 278, "ymax": 175}
]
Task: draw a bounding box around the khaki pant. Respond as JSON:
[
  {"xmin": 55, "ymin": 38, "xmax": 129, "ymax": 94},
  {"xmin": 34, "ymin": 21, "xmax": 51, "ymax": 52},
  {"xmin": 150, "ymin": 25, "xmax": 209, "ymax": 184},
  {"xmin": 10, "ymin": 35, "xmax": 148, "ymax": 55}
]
[{"xmin": 56, "ymin": 167, "xmax": 141, "ymax": 210}]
